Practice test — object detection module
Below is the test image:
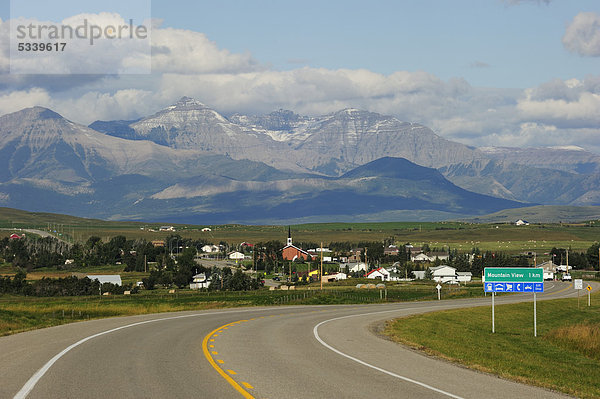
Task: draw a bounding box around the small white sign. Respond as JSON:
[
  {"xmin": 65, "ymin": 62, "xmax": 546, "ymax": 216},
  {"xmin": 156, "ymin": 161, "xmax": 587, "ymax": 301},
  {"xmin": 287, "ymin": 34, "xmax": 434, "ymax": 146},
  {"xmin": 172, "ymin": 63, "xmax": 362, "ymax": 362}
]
[
  {"xmin": 436, "ymin": 284, "xmax": 442, "ymax": 290},
  {"xmin": 574, "ymin": 279, "xmax": 583, "ymax": 290}
]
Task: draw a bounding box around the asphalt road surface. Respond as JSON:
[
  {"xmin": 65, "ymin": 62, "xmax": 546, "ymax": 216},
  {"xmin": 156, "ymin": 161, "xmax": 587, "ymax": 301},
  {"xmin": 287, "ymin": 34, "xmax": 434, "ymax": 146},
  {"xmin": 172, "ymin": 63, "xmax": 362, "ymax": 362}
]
[{"xmin": 0, "ymin": 281, "xmax": 587, "ymax": 399}]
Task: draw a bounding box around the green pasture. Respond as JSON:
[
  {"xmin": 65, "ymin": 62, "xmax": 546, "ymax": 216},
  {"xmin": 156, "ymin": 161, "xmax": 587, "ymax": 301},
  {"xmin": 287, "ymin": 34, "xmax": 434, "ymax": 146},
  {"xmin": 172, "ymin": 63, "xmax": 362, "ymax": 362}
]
[
  {"xmin": 0, "ymin": 282, "xmax": 486, "ymax": 336},
  {"xmin": 385, "ymin": 294, "xmax": 600, "ymax": 398}
]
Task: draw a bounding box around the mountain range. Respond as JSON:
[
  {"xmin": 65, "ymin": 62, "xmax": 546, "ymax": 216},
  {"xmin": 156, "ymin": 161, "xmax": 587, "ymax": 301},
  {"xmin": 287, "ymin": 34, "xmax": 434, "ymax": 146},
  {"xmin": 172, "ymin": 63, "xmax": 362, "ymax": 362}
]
[{"xmin": 0, "ymin": 96, "xmax": 598, "ymax": 223}]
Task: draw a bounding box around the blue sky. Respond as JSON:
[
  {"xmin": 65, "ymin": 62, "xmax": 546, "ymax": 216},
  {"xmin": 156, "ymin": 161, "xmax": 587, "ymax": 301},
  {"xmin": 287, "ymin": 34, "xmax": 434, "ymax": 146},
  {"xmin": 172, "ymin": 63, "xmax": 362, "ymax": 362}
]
[
  {"xmin": 147, "ymin": 0, "xmax": 598, "ymax": 88},
  {"xmin": 0, "ymin": 0, "xmax": 599, "ymax": 153}
]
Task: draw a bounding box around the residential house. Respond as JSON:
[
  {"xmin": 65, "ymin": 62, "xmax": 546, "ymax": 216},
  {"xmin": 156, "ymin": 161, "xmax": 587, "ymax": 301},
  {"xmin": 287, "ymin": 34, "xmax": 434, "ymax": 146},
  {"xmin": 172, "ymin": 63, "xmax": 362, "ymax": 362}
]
[
  {"xmin": 457, "ymin": 272, "xmax": 472, "ymax": 283},
  {"xmin": 202, "ymin": 244, "xmax": 221, "ymax": 253},
  {"xmin": 190, "ymin": 273, "xmax": 211, "ymax": 289},
  {"xmin": 228, "ymin": 251, "xmax": 245, "ymax": 261},
  {"xmin": 515, "ymin": 219, "xmax": 530, "ymax": 226},
  {"xmin": 343, "ymin": 262, "xmax": 367, "ymax": 273},
  {"xmin": 366, "ymin": 267, "xmax": 391, "ymax": 281},
  {"xmin": 429, "ymin": 265, "xmax": 457, "ymax": 284},
  {"xmin": 159, "ymin": 226, "xmax": 175, "ymax": 231}
]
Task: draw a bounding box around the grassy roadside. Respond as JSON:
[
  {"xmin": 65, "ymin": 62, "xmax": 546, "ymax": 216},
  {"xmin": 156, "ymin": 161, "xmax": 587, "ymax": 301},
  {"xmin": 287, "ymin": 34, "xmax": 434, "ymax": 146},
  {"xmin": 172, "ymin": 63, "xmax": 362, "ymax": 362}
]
[
  {"xmin": 384, "ymin": 295, "xmax": 600, "ymax": 398},
  {"xmin": 0, "ymin": 283, "xmax": 486, "ymax": 336}
]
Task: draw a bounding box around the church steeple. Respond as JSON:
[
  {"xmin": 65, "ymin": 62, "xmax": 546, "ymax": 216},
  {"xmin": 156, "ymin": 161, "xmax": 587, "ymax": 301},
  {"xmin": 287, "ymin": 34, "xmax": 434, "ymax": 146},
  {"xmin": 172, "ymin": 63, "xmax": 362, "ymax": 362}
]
[{"xmin": 287, "ymin": 226, "xmax": 293, "ymax": 246}]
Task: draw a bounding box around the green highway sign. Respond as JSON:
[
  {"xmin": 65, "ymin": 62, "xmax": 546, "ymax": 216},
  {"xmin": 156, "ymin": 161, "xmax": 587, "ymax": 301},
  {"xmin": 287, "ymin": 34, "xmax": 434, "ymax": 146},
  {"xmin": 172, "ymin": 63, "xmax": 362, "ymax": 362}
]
[{"xmin": 484, "ymin": 267, "xmax": 543, "ymax": 283}]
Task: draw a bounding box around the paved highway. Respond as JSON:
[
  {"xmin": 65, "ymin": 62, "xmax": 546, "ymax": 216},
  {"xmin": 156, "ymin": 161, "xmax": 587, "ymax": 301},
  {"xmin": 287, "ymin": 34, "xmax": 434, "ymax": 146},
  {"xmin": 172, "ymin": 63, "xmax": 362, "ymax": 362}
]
[{"xmin": 0, "ymin": 282, "xmax": 587, "ymax": 399}]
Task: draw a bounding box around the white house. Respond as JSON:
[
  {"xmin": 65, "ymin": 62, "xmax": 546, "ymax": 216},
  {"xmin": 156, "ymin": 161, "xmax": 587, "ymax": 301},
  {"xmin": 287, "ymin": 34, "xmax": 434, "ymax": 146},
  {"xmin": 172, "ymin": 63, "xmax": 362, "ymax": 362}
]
[
  {"xmin": 457, "ymin": 271, "xmax": 472, "ymax": 283},
  {"xmin": 515, "ymin": 219, "xmax": 530, "ymax": 226},
  {"xmin": 366, "ymin": 267, "xmax": 390, "ymax": 281},
  {"xmin": 86, "ymin": 275, "xmax": 122, "ymax": 286},
  {"xmin": 202, "ymin": 244, "xmax": 221, "ymax": 253},
  {"xmin": 228, "ymin": 251, "xmax": 245, "ymax": 261},
  {"xmin": 190, "ymin": 273, "xmax": 211, "ymax": 289},
  {"xmin": 334, "ymin": 272, "xmax": 347, "ymax": 280},
  {"xmin": 201, "ymin": 227, "xmax": 212, "ymax": 232},
  {"xmin": 343, "ymin": 262, "xmax": 367, "ymax": 273},
  {"xmin": 429, "ymin": 265, "xmax": 457, "ymax": 283}
]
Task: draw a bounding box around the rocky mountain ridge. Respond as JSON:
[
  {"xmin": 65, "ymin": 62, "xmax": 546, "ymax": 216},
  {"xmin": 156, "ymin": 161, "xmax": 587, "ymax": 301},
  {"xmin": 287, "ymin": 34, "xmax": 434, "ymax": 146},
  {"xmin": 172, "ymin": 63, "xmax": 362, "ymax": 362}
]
[{"xmin": 0, "ymin": 98, "xmax": 598, "ymax": 223}]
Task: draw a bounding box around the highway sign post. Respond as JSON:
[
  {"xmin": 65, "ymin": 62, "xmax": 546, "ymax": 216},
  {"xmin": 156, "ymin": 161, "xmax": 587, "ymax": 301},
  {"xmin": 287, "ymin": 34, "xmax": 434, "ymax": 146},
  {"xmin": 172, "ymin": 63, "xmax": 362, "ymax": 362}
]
[
  {"xmin": 436, "ymin": 284, "xmax": 442, "ymax": 301},
  {"xmin": 575, "ymin": 279, "xmax": 583, "ymax": 308},
  {"xmin": 484, "ymin": 267, "xmax": 543, "ymax": 336},
  {"xmin": 587, "ymin": 284, "xmax": 592, "ymax": 307}
]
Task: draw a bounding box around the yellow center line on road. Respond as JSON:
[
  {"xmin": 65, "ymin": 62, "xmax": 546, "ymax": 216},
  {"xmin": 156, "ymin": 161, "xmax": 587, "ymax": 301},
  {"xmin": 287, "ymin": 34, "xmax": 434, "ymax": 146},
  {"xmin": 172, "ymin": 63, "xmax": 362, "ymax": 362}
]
[
  {"xmin": 202, "ymin": 321, "xmax": 255, "ymax": 399},
  {"xmin": 541, "ymin": 283, "xmax": 573, "ymax": 296}
]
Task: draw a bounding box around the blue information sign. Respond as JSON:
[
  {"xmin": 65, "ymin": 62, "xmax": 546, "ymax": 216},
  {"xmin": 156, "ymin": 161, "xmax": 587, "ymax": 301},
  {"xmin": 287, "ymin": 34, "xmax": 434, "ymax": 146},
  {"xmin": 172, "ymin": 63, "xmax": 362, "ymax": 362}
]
[{"xmin": 484, "ymin": 281, "xmax": 544, "ymax": 293}]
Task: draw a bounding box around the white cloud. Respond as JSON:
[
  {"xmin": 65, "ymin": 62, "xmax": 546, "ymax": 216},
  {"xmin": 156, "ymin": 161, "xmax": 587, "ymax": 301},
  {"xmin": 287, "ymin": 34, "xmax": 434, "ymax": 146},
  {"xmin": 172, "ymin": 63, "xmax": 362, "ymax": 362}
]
[
  {"xmin": 151, "ymin": 28, "xmax": 261, "ymax": 74},
  {"xmin": 0, "ymin": 89, "xmax": 52, "ymax": 115},
  {"xmin": 563, "ymin": 12, "xmax": 600, "ymax": 57},
  {"xmin": 517, "ymin": 77, "xmax": 600, "ymax": 128},
  {"xmin": 0, "ymin": 15, "xmax": 599, "ymax": 155}
]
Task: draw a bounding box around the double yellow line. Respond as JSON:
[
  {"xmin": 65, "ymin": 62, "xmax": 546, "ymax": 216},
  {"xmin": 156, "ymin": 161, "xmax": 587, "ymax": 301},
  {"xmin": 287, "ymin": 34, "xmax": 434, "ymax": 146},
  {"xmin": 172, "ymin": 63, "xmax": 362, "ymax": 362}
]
[{"xmin": 202, "ymin": 320, "xmax": 255, "ymax": 399}]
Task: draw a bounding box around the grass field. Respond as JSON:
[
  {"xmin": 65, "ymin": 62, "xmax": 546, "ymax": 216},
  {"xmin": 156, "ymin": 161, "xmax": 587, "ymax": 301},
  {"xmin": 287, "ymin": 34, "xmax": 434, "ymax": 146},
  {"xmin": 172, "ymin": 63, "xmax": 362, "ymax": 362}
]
[
  {"xmin": 0, "ymin": 282, "xmax": 486, "ymax": 337},
  {"xmin": 0, "ymin": 207, "xmax": 598, "ymax": 257},
  {"xmin": 385, "ymin": 295, "xmax": 600, "ymax": 398}
]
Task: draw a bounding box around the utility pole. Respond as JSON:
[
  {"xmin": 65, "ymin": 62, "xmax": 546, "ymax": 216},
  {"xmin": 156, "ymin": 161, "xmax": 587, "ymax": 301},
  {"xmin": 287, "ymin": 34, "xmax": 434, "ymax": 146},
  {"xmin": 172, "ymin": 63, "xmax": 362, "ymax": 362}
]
[{"xmin": 320, "ymin": 242, "xmax": 323, "ymax": 291}]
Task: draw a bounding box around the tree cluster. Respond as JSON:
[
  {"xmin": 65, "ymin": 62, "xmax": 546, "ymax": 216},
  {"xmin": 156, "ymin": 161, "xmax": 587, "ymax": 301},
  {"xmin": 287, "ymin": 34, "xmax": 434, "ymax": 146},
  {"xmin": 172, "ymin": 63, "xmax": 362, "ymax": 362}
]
[{"xmin": 0, "ymin": 271, "xmax": 130, "ymax": 296}]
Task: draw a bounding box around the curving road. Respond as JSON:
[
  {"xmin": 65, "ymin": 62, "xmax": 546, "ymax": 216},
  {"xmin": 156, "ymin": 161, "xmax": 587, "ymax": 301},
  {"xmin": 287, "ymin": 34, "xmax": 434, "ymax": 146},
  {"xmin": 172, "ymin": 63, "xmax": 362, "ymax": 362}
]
[{"xmin": 0, "ymin": 282, "xmax": 587, "ymax": 399}]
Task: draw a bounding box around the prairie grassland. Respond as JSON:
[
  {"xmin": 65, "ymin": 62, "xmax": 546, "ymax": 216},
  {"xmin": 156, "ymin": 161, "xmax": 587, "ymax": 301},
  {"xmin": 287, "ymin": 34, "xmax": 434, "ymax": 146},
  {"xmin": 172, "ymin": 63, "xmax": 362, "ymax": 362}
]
[
  {"xmin": 546, "ymin": 323, "xmax": 600, "ymax": 360},
  {"xmin": 385, "ymin": 295, "xmax": 600, "ymax": 398},
  {"xmin": 0, "ymin": 283, "xmax": 484, "ymax": 336}
]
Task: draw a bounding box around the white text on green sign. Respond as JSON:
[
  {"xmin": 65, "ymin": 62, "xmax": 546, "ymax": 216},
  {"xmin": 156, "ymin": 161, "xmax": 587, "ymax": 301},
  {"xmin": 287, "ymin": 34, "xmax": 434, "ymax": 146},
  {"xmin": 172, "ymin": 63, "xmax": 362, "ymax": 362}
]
[{"xmin": 484, "ymin": 268, "xmax": 543, "ymax": 283}]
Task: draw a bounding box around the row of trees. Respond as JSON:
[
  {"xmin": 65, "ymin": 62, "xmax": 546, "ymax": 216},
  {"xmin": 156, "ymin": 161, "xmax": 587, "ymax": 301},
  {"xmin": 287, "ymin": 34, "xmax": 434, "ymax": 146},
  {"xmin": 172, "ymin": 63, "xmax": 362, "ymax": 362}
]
[
  {"xmin": 0, "ymin": 271, "xmax": 130, "ymax": 296},
  {"xmin": 142, "ymin": 266, "xmax": 263, "ymax": 291}
]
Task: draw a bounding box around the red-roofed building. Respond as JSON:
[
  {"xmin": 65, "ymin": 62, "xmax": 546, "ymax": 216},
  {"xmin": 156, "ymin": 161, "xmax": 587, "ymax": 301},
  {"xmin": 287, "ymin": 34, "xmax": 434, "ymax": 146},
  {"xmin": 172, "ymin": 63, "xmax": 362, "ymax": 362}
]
[
  {"xmin": 281, "ymin": 227, "xmax": 312, "ymax": 261},
  {"xmin": 9, "ymin": 233, "xmax": 23, "ymax": 240}
]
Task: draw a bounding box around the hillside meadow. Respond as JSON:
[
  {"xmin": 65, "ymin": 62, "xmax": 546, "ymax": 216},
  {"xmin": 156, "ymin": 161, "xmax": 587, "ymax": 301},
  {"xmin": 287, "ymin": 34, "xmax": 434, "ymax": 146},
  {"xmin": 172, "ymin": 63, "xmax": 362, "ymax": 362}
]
[{"xmin": 0, "ymin": 206, "xmax": 598, "ymax": 256}]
